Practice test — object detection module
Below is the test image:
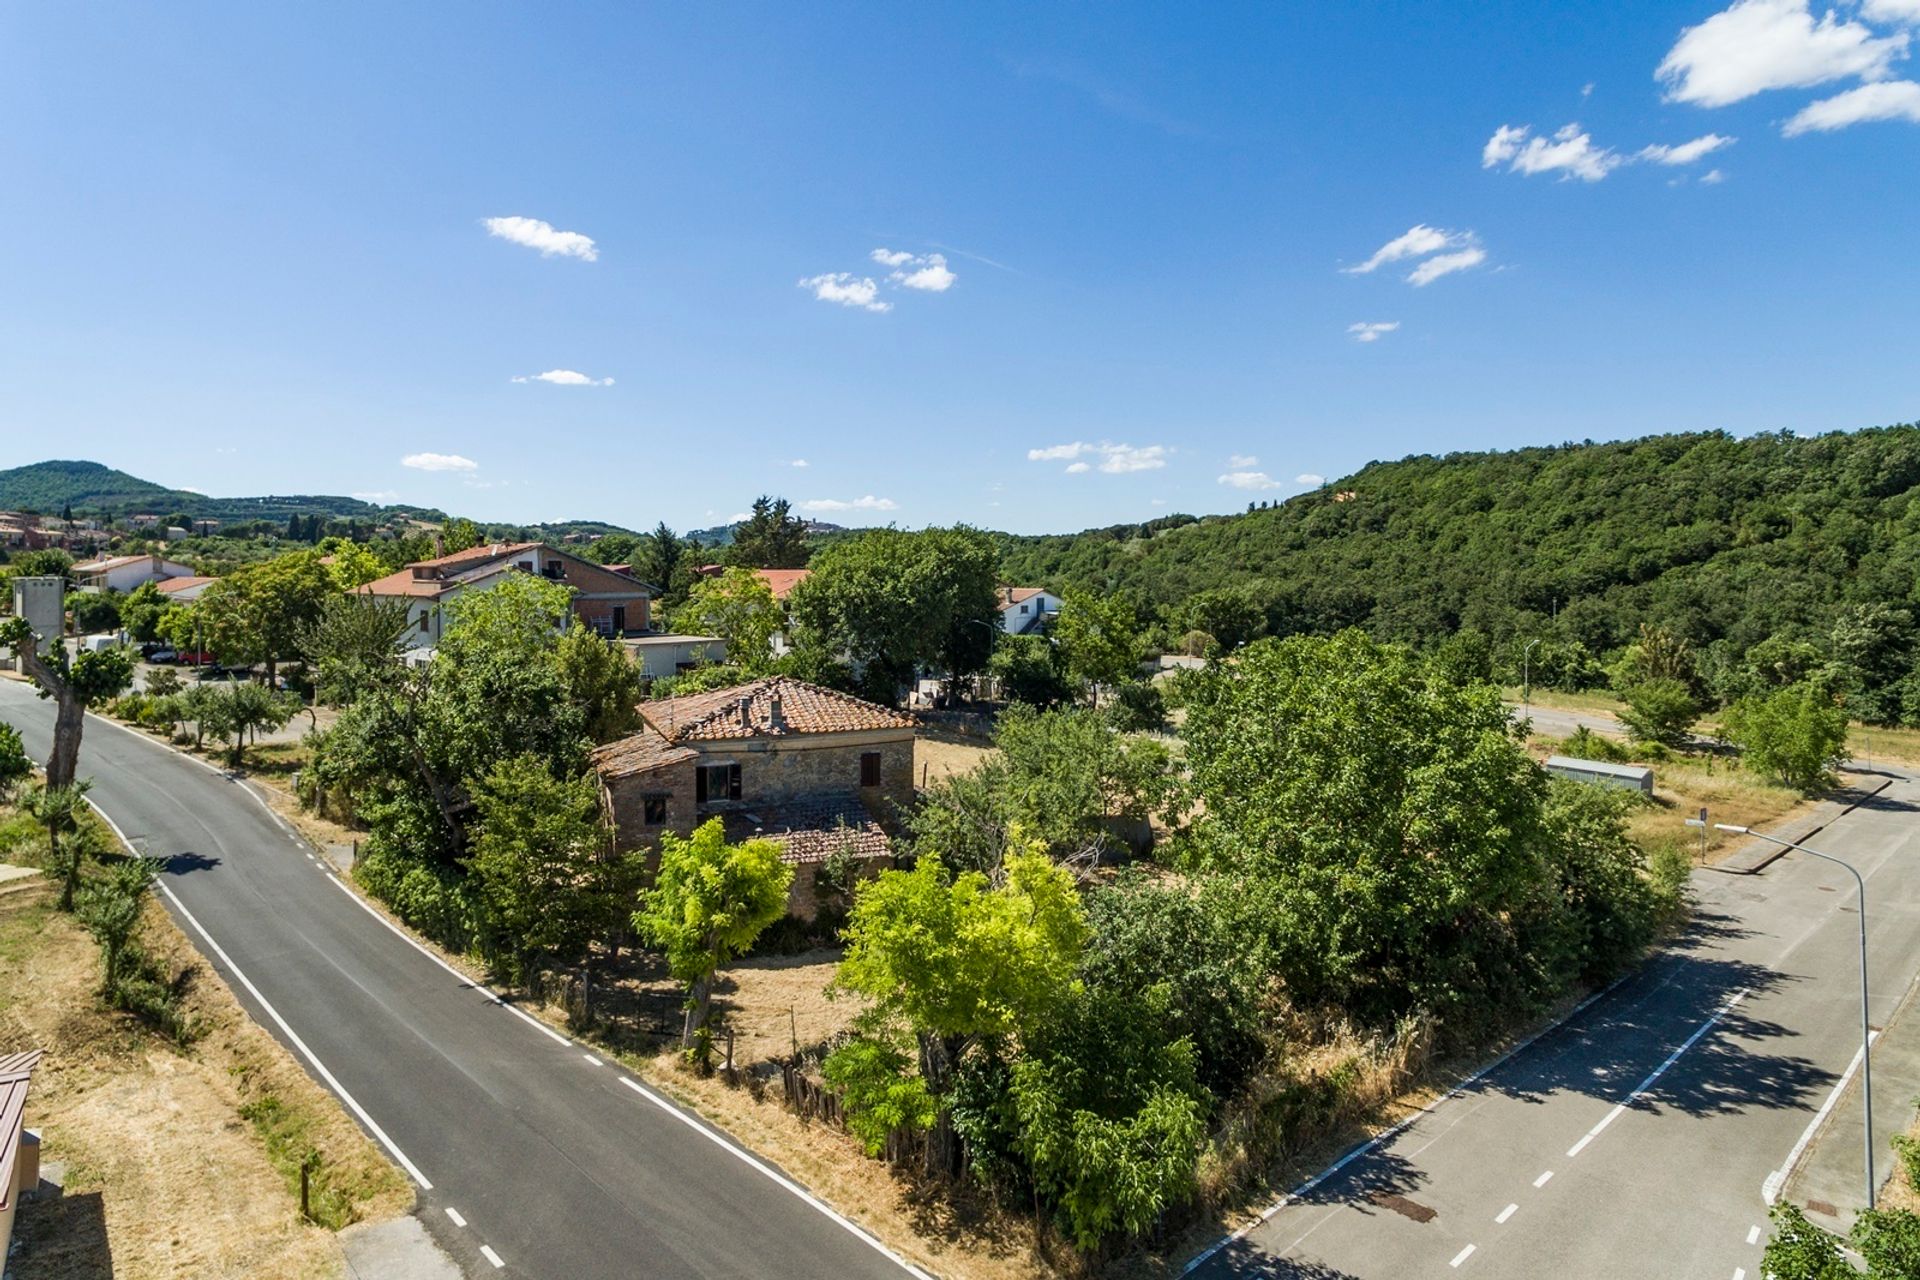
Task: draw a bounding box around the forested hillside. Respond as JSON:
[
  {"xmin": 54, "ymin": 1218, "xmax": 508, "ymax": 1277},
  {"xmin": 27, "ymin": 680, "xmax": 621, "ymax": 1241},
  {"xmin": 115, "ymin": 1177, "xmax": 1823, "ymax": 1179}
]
[
  {"xmin": 998, "ymin": 426, "xmax": 1920, "ymax": 664},
  {"xmin": 0, "ymin": 459, "xmax": 445, "ymax": 524}
]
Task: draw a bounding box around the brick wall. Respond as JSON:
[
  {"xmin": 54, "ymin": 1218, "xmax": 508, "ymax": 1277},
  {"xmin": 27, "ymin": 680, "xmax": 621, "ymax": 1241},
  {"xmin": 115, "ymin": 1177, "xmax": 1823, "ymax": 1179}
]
[
  {"xmin": 602, "ymin": 761, "xmax": 696, "ymax": 855},
  {"xmin": 573, "ymin": 593, "xmax": 650, "ymax": 636},
  {"xmin": 785, "ymin": 851, "xmax": 893, "ymax": 922},
  {"xmin": 691, "ymin": 732, "xmax": 914, "ymax": 820}
]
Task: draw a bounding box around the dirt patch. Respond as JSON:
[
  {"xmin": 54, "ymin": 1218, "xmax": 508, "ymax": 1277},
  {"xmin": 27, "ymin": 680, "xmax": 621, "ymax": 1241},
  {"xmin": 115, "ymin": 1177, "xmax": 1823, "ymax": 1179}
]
[
  {"xmin": 0, "ymin": 819, "xmax": 410, "ymax": 1279},
  {"xmin": 915, "ymin": 735, "xmax": 993, "ymax": 787}
]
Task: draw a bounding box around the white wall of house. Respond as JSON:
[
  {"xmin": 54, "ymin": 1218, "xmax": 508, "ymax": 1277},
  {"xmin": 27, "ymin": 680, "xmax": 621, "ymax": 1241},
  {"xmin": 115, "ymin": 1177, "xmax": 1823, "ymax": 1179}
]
[
  {"xmin": 998, "ymin": 590, "xmax": 1062, "ymax": 635},
  {"xmin": 83, "ymin": 556, "xmax": 196, "ymax": 594},
  {"xmin": 624, "ymin": 635, "xmax": 727, "ymax": 678}
]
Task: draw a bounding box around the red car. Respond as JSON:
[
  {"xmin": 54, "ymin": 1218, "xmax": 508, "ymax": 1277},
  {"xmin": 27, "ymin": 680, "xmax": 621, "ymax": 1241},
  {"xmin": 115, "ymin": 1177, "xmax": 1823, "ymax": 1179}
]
[{"xmin": 175, "ymin": 650, "xmax": 216, "ymax": 666}]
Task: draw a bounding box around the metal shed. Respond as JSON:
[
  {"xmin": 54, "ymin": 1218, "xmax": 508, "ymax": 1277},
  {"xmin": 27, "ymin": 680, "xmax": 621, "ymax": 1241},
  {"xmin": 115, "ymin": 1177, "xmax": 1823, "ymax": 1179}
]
[{"xmin": 1545, "ymin": 755, "xmax": 1654, "ymax": 794}]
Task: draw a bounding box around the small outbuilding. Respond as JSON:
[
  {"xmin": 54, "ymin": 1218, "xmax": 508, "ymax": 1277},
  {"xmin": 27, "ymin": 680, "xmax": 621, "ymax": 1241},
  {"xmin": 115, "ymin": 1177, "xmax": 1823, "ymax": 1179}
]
[{"xmin": 1545, "ymin": 755, "xmax": 1654, "ymax": 794}]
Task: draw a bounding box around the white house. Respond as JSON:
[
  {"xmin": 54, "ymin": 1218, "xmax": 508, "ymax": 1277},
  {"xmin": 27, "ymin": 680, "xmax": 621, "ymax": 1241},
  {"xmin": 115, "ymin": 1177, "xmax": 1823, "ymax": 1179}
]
[
  {"xmin": 71, "ymin": 553, "xmax": 197, "ymax": 594},
  {"xmin": 361, "ymin": 541, "xmax": 653, "ymax": 650},
  {"xmin": 996, "ymin": 586, "xmax": 1061, "ymax": 635}
]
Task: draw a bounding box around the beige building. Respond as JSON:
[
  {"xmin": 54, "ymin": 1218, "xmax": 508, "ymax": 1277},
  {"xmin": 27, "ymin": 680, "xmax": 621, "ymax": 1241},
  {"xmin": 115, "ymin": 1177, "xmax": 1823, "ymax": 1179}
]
[{"xmin": 593, "ymin": 677, "xmax": 915, "ymax": 919}]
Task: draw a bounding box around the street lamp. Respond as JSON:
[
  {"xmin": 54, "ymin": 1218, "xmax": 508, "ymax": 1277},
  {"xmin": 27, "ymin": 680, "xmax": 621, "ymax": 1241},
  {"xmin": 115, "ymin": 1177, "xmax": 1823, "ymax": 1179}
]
[{"xmin": 1717, "ymin": 823, "xmax": 1876, "ymax": 1209}]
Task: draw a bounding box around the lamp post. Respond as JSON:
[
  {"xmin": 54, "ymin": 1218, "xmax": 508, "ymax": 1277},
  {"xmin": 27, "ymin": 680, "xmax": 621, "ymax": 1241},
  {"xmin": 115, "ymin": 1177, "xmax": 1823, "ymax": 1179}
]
[{"xmin": 1717, "ymin": 823, "xmax": 1876, "ymax": 1209}]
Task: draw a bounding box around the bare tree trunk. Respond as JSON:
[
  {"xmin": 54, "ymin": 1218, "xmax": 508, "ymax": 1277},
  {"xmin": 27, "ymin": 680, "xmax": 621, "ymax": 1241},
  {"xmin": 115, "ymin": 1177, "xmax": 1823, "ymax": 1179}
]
[{"xmin": 19, "ymin": 644, "xmax": 85, "ymax": 789}]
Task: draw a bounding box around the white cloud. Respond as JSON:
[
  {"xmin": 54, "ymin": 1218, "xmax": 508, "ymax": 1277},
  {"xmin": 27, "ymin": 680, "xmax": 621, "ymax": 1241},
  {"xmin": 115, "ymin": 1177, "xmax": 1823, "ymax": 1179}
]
[
  {"xmin": 1655, "ymin": 0, "xmax": 1908, "ymax": 108},
  {"xmin": 1218, "ymin": 470, "xmax": 1282, "ymax": 490},
  {"xmin": 1483, "ymin": 123, "xmax": 1625, "ymax": 180},
  {"xmin": 1864, "ymin": 0, "xmax": 1920, "ymax": 23},
  {"xmin": 870, "ymin": 248, "xmax": 914, "ymax": 267},
  {"xmin": 1348, "ymin": 321, "xmax": 1401, "ymax": 343},
  {"xmin": 728, "ymin": 511, "xmax": 753, "ymax": 523},
  {"xmin": 788, "ymin": 458, "xmax": 810, "ymax": 468},
  {"xmin": 1701, "ymin": 167, "xmax": 1729, "ymax": 183},
  {"xmin": 483, "ymin": 216, "xmax": 599, "ymax": 261},
  {"xmin": 893, "ymin": 254, "xmax": 957, "ymax": 292},
  {"xmin": 1228, "ymin": 454, "xmax": 1260, "ymax": 468},
  {"xmin": 352, "ymin": 490, "xmax": 400, "ymax": 502},
  {"xmin": 1638, "ymin": 133, "xmax": 1738, "ymax": 164},
  {"xmin": 798, "ymin": 495, "xmax": 899, "ymax": 513},
  {"xmin": 1027, "ymin": 441, "xmax": 1171, "ymax": 474},
  {"xmin": 1343, "ymin": 224, "xmax": 1459, "ymax": 275},
  {"xmin": 1296, "ymin": 473, "xmax": 1326, "ymax": 485},
  {"xmin": 1408, "ymin": 247, "xmax": 1489, "ymax": 286},
  {"xmin": 402, "ymin": 452, "xmax": 479, "ymax": 473},
  {"xmin": 511, "ymin": 369, "xmax": 614, "ymax": 387},
  {"xmin": 798, "ymin": 273, "xmax": 891, "ymax": 312},
  {"xmin": 1783, "ymin": 78, "xmax": 1920, "ymax": 131}
]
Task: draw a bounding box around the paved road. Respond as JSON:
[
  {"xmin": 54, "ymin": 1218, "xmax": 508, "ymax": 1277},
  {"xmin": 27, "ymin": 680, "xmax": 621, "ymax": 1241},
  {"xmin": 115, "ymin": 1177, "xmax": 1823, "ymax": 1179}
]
[
  {"xmin": 0, "ymin": 680, "xmax": 918, "ymax": 1280},
  {"xmin": 1191, "ymin": 772, "xmax": 1920, "ymax": 1280}
]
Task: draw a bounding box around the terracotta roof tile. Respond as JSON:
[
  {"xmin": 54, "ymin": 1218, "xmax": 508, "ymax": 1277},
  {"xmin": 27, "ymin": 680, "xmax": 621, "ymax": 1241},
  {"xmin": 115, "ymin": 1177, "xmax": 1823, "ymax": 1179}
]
[
  {"xmin": 155, "ymin": 575, "xmax": 217, "ymax": 594},
  {"xmin": 643, "ymin": 677, "xmax": 915, "ymax": 742},
  {"xmin": 0, "ymin": 1048, "xmax": 44, "ymax": 1214},
  {"xmin": 589, "ymin": 729, "xmax": 699, "ymax": 779},
  {"xmin": 722, "ymin": 796, "xmax": 893, "ymax": 865},
  {"xmin": 756, "ymin": 568, "xmax": 810, "ymax": 601}
]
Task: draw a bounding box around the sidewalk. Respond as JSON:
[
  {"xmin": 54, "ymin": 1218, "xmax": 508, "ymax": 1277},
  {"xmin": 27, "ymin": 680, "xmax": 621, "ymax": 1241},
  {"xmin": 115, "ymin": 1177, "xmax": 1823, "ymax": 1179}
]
[
  {"xmin": 1711, "ymin": 773, "xmax": 1897, "ymax": 875},
  {"xmin": 1783, "ymin": 972, "xmax": 1920, "ymax": 1233}
]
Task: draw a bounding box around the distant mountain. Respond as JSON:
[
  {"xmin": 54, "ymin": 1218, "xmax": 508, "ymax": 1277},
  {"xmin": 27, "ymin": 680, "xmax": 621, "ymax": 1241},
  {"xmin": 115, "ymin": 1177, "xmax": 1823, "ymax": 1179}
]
[
  {"xmin": 686, "ymin": 518, "xmax": 848, "ymax": 547},
  {"xmin": 0, "ymin": 459, "xmax": 445, "ymax": 524}
]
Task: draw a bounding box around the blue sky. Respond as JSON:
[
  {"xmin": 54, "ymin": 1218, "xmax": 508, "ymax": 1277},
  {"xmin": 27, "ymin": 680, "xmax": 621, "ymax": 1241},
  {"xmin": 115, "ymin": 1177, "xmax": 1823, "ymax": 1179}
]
[{"xmin": 1, "ymin": 2, "xmax": 1915, "ymax": 534}]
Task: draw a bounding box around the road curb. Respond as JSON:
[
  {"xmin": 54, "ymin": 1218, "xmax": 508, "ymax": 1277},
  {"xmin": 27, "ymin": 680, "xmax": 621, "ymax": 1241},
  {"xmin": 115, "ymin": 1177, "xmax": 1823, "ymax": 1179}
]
[{"xmin": 1706, "ymin": 775, "xmax": 1896, "ymax": 876}]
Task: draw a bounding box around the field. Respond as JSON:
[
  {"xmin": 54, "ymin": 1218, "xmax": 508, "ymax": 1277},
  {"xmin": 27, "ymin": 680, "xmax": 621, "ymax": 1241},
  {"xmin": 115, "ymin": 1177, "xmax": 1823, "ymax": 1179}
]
[{"xmin": 0, "ymin": 798, "xmax": 409, "ymax": 1280}]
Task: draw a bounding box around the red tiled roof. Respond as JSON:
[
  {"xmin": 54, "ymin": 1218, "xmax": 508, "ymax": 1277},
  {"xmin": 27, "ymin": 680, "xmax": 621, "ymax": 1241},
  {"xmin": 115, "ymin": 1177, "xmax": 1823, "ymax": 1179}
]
[
  {"xmin": 998, "ymin": 586, "xmax": 1048, "ymax": 607},
  {"xmin": 0, "ymin": 1048, "xmax": 45, "ymax": 1214},
  {"xmin": 722, "ymin": 796, "xmax": 893, "ymax": 865},
  {"xmin": 756, "ymin": 569, "xmax": 810, "ymax": 601},
  {"xmin": 360, "ymin": 567, "xmax": 454, "ymax": 599},
  {"xmin": 643, "ymin": 677, "xmax": 915, "ymax": 742},
  {"xmin": 589, "ymin": 730, "xmax": 699, "ymax": 780},
  {"xmin": 155, "ymin": 575, "xmax": 216, "ymax": 594}
]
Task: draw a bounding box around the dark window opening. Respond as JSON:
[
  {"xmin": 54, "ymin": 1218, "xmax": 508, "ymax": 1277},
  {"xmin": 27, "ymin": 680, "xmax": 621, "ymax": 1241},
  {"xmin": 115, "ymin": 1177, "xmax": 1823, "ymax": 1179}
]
[
  {"xmin": 612, "ymin": 606, "xmax": 627, "ymax": 633},
  {"xmin": 860, "ymin": 751, "xmax": 882, "ymax": 787},
  {"xmin": 418, "ymin": 612, "xmax": 430, "ymax": 632},
  {"xmin": 642, "ymin": 793, "xmax": 669, "ymax": 825},
  {"xmin": 696, "ymin": 762, "xmax": 741, "ymax": 804}
]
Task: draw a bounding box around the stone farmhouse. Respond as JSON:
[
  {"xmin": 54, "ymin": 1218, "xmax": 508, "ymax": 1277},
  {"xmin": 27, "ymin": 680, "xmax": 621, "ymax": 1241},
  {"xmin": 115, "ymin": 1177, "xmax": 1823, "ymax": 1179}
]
[{"xmin": 592, "ymin": 676, "xmax": 915, "ymax": 920}]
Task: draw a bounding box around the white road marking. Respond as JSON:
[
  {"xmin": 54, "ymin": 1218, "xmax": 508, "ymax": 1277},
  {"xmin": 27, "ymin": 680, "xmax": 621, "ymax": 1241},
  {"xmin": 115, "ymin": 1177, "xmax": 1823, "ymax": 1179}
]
[
  {"xmin": 1566, "ymin": 989, "xmax": 1748, "ymax": 1159},
  {"xmin": 320, "ymin": 873, "xmax": 572, "ymax": 1047},
  {"xmin": 1533, "ymin": 1171, "xmax": 1553, "ymax": 1188},
  {"xmin": 1763, "ymin": 1033, "xmax": 1878, "ymax": 1203},
  {"xmin": 97, "ymin": 805, "xmax": 436, "ymax": 1190},
  {"xmin": 1180, "ymin": 979, "xmax": 1626, "ymax": 1274},
  {"xmin": 1450, "ymin": 1243, "xmax": 1476, "ymax": 1268},
  {"xmin": 615, "ymin": 1077, "xmax": 934, "ymax": 1278},
  {"xmin": 1495, "ymin": 1204, "xmax": 1517, "ymax": 1224},
  {"xmin": 583, "ymin": 1053, "xmax": 603, "ymax": 1066},
  {"xmin": 445, "ymin": 1207, "xmax": 467, "ymax": 1228},
  {"xmin": 480, "ymin": 1243, "xmax": 505, "ymax": 1269},
  {"xmin": 1746, "ymin": 1225, "xmax": 1760, "ymax": 1245},
  {"xmin": 1733, "ymin": 1269, "xmax": 1746, "ymax": 1280}
]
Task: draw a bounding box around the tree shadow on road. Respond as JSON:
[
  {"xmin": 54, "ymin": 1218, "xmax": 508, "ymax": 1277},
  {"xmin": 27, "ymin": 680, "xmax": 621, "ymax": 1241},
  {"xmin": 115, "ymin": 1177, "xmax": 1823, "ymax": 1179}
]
[
  {"xmin": 161, "ymin": 851, "xmax": 220, "ymax": 875},
  {"xmin": 1197, "ymin": 1236, "xmax": 1364, "ymax": 1279}
]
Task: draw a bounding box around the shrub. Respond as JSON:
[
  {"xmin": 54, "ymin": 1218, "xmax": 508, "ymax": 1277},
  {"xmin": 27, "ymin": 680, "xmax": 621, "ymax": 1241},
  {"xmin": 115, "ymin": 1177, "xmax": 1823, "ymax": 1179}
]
[
  {"xmin": 1618, "ymin": 678, "xmax": 1699, "ymax": 747},
  {"xmin": 1723, "ymin": 682, "xmax": 1850, "ymax": 794}
]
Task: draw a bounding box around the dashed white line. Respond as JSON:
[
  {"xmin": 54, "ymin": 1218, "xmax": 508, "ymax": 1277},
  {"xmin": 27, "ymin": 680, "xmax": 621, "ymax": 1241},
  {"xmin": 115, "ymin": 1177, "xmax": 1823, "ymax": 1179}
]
[
  {"xmin": 445, "ymin": 1207, "xmax": 467, "ymax": 1228},
  {"xmin": 1733, "ymin": 1268, "xmax": 1746, "ymax": 1280},
  {"xmin": 1450, "ymin": 1243, "xmax": 1476, "ymax": 1268},
  {"xmin": 1567, "ymin": 989, "xmax": 1748, "ymax": 1160},
  {"xmin": 614, "ymin": 1076, "xmax": 934, "ymax": 1278},
  {"xmin": 1746, "ymin": 1225, "xmax": 1761, "ymax": 1245},
  {"xmin": 1533, "ymin": 1171, "xmax": 1554, "ymax": 1188},
  {"xmin": 479, "ymin": 1243, "xmax": 505, "ymax": 1269},
  {"xmin": 1495, "ymin": 1204, "xmax": 1517, "ymax": 1224},
  {"xmin": 583, "ymin": 1053, "xmax": 603, "ymax": 1066}
]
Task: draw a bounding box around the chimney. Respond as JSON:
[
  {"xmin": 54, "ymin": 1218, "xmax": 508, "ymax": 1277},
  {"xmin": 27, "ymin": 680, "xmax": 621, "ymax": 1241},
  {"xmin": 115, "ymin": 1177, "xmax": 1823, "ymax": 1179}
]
[
  {"xmin": 768, "ymin": 693, "xmax": 785, "ymax": 732},
  {"xmin": 738, "ymin": 695, "xmax": 753, "ymax": 728}
]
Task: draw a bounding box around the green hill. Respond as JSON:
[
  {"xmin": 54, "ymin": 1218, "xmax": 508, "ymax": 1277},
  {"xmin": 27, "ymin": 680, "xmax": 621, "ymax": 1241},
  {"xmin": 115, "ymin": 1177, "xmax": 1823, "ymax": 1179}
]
[
  {"xmin": 997, "ymin": 424, "xmax": 1920, "ymax": 664},
  {"xmin": 0, "ymin": 460, "xmax": 193, "ymax": 513}
]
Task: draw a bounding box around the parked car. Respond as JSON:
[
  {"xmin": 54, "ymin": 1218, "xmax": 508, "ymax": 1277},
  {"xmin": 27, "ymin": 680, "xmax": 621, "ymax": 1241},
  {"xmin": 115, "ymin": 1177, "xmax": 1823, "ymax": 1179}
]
[
  {"xmin": 175, "ymin": 650, "xmax": 216, "ymax": 666},
  {"xmin": 142, "ymin": 645, "xmax": 178, "ymax": 663}
]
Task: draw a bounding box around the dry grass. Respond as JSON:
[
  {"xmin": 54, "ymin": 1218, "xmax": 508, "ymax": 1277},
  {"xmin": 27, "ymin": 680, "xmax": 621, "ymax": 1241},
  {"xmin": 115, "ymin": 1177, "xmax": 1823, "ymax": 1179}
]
[
  {"xmin": 1501, "ymin": 686, "xmax": 1627, "ymax": 717},
  {"xmin": 0, "ymin": 870, "xmax": 410, "ymax": 1280},
  {"xmin": 1886, "ymin": 1108, "xmax": 1920, "ymax": 1215},
  {"xmin": 915, "ymin": 734, "xmax": 994, "ymax": 787}
]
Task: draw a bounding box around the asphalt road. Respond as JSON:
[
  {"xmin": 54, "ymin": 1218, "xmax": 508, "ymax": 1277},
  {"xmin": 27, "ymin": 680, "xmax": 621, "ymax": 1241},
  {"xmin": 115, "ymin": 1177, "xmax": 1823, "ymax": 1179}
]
[
  {"xmin": 0, "ymin": 679, "xmax": 921, "ymax": 1280},
  {"xmin": 1191, "ymin": 771, "xmax": 1920, "ymax": 1279}
]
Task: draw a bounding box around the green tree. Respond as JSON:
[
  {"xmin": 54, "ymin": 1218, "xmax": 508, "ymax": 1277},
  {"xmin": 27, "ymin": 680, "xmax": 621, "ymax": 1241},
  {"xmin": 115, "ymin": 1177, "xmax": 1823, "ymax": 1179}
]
[
  {"xmin": 77, "ymin": 855, "xmax": 162, "ymax": 994},
  {"xmin": 673, "ymin": 567, "xmax": 782, "ymax": 674},
  {"xmin": 830, "ymin": 846, "xmax": 1086, "ymax": 1175},
  {"xmin": 119, "ymin": 581, "xmax": 169, "ymax": 642},
  {"xmin": 1181, "ymin": 586, "xmax": 1264, "ymax": 654},
  {"xmin": 633, "ymin": 817, "xmax": 791, "ymax": 1065},
  {"xmin": 441, "ymin": 518, "xmax": 482, "ymax": 555},
  {"xmin": 198, "ymin": 550, "xmax": 337, "ymax": 686},
  {"xmin": 1055, "ymin": 588, "xmax": 1141, "ymax": 707},
  {"xmin": 10, "ymin": 549, "xmax": 74, "ymax": 582},
  {"xmin": 555, "ymin": 622, "xmax": 642, "ymax": 744},
  {"xmin": 29, "ymin": 779, "xmax": 95, "ymax": 911},
  {"xmin": 635, "ymin": 522, "xmax": 691, "ymax": 604},
  {"xmin": 1830, "ymin": 603, "xmax": 1915, "ymax": 727},
  {"xmin": 1181, "ymin": 630, "xmax": 1547, "ymax": 1021},
  {"xmin": 1723, "ymin": 682, "xmax": 1850, "ymax": 794},
  {"xmin": 468, "ymin": 754, "xmax": 626, "ymax": 986},
  {"xmin": 214, "ymin": 681, "xmax": 300, "ymax": 766},
  {"xmin": 728, "ymin": 496, "xmax": 810, "ymax": 569},
  {"xmin": 788, "ymin": 527, "xmax": 998, "ymax": 703},
  {"xmin": 1618, "ymin": 677, "xmax": 1700, "ymax": 747},
  {"xmin": 299, "ymin": 593, "xmax": 412, "ymax": 706},
  {"xmin": 320, "ymin": 539, "xmax": 389, "ymax": 590},
  {"xmin": 988, "ymin": 632, "xmax": 1072, "ymax": 708},
  {"xmin": 68, "ymin": 590, "xmax": 122, "ymax": 634},
  {"xmin": 0, "ymin": 723, "xmax": 30, "ymax": 804},
  {"xmin": 1, "ymin": 617, "xmax": 134, "ymax": 787}
]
